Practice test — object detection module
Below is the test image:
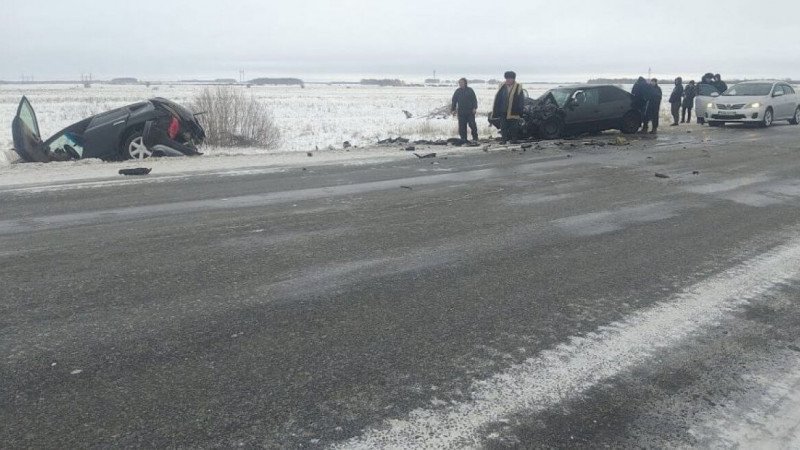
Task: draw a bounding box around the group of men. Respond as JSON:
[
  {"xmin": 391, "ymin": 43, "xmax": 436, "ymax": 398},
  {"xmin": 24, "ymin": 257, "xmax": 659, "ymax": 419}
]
[
  {"xmin": 451, "ymin": 71, "xmax": 525, "ymax": 143},
  {"xmin": 450, "ymin": 71, "xmax": 730, "ymax": 140},
  {"xmin": 634, "ymin": 73, "xmax": 728, "ymax": 133}
]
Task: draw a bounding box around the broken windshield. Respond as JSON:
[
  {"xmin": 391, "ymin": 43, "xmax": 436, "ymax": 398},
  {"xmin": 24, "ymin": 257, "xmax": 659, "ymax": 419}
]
[{"xmin": 545, "ymin": 89, "xmax": 573, "ymax": 108}]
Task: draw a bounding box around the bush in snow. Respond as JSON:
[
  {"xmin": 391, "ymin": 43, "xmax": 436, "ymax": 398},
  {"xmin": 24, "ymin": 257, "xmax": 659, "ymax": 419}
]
[{"xmin": 192, "ymin": 87, "xmax": 281, "ymax": 148}]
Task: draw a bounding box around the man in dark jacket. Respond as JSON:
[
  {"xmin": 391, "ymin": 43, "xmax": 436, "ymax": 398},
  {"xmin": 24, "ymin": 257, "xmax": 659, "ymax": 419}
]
[
  {"xmin": 631, "ymin": 76, "xmax": 649, "ymax": 130},
  {"xmin": 682, "ymin": 80, "xmax": 696, "ymax": 123},
  {"xmin": 451, "ymin": 78, "xmax": 479, "ymax": 142},
  {"xmin": 644, "ymin": 78, "xmax": 662, "ymax": 134},
  {"xmin": 489, "ymin": 71, "xmax": 525, "ymax": 141},
  {"xmin": 669, "ymin": 77, "xmax": 684, "ymax": 126},
  {"xmin": 713, "ymin": 74, "xmax": 728, "ymax": 93}
]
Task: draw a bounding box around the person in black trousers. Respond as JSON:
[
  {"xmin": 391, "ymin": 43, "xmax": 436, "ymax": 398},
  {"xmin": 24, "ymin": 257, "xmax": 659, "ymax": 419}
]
[
  {"xmin": 669, "ymin": 77, "xmax": 684, "ymax": 126},
  {"xmin": 451, "ymin": 78, "xmax": 478, "ymax": 143},
  {"xmin": 682, "ymin": 80, "xmax": 696, "ymax": 123},
  {"xmin": 645, "ymin": 78, "xmax": 662, "ymax": 134}
]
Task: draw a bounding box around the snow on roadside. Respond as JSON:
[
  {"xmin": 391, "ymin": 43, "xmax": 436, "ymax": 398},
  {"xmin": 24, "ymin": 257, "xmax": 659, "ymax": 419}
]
[{"xmin": 0, "ymin": 146, "xmax": 426, "ymax": 190}]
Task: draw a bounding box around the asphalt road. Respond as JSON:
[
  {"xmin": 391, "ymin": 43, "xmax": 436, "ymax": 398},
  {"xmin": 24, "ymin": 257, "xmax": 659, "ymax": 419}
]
[{"xmin": 3, "ymin": 123, "xmax": 800, "ymax": 448}]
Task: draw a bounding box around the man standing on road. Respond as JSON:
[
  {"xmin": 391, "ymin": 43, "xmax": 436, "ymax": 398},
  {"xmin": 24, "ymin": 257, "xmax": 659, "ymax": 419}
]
[
  {"xmin": 489, "ymin": 71, "xmax": 525, "ymax": 142},
  {"xmin": 632, "ymin": 76, "xmax": 650, "ymax": 131},
  {"xmin": 682, "ymin": 80, "xmax": 696, "ymax": 123},
  {"xmin": 644, "ymin": 78, "xmax": 662, "ymax": 134},
  {"xmin": 451, "ymin": 78, "xmax": 479, "ymax": 143},
  {"xmin": 669, "ymin": 77, "xmax": 684, "ymax": 126},
  {"xmin": 713, "ymin": 74, "xmax": 728, "ymax": 93}
]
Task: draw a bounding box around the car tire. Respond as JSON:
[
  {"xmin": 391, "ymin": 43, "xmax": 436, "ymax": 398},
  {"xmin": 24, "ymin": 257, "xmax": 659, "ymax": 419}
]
[
  {"xmin": 761, "ymin": 108, "xmax": 774, "ymax": 128},
  {"xmin": 538, "ymin": 117, "xmax": 563, "ymax": 139},
  {"xmin": 789, "ymin": 107, "xmax": 800, "ymax": 125},
  {"xmin": 120, "ymin": 130, "xmax": 152, "ymax": 160},
  {"xmin": 620, "ymin": 111, "xmax": 642, "ymax": 134},
  {"xmin": 708, "ymin": 121, "xmax": 723, "ymax": 127}
]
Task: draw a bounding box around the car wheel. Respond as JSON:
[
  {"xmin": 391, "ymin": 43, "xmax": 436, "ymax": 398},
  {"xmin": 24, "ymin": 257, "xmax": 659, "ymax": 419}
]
[
  {"xmin": 121, "ymin": 130, "xmax": 152, "ymax": 160},
  {"xmin": 708, "ymin": 121, "xmax": 723, "ymax": 127},
  {"xmin": 761, "ymin": 108, "xmax": 773, "ymax": 128},
  {"xmin": 620, "ymin": 111, "xmax": 642, "ymax": 134},
  {"xmin": 538, "ymin": 117, "xmax": 563, "ymax": 139},
  {"xmin": 789, "ymin": 107, "xmax": 800, "ymax": 125}
]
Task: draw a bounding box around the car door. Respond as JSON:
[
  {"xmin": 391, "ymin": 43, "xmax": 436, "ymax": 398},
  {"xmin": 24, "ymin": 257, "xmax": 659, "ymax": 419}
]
[
  {"xmin": 11, "ymin": 96, "xmax": 51, "ymax": 163},
  {"xmin": 82, "ymin": 106, "xmax": 133, "ymax": 159},
  {"xmin": 564, "ymin": 88, "xmax": 603, "ymax": 131},
  {"xmin": 598, "ymin": 86, "xmax": 631, "ymax": 128},
  {"xmin": 784, "ymin": 85, "xmax": 799, "ymax": 117},
  {"xmin": 772, "ymin": 84, "xmax": 793, "ymax": 119}
]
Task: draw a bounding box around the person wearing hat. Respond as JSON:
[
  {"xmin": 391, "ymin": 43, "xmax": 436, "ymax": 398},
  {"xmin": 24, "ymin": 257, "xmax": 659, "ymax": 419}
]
[
  {"xmin": 669, "ymin": 77, "xmax": 684, "ymax": 126},
  {"xmin": 489, "ymin": 71, "xmax": 525, "ymax": 141}
]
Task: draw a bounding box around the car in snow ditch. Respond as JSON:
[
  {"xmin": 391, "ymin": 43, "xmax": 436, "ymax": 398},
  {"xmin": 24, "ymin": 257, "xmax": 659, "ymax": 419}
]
[
  {"xmin": 11, "ymin": 96, "xmax": 205, "ymax": 162},
  {"xmin": 496, "ymin": 84, "xmax": 642, "ymax": 140},
  {"xmin": 702, "ymin": 81, "xmax": 800, "ymax": 128}
]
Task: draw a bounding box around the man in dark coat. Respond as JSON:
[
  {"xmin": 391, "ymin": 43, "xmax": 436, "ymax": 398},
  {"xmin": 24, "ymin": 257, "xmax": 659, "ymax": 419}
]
[
  {"xmin": 682, "ymin": 80, "xmax": 696, "ymax": 123},
  {"xmin": 713, "ymin": 74, "xmax": 728, "ymax": 93},
  {"xmin": 669, "ymin": 77, "xmax": 684, "ymax": 126},
  {"xmin": 644, "ymin": 78, "xmax": 662, "ymax": 134},
  {"xmin": 451, "ymin": 78, "xmax": 479, "ymax": 142},
  {"xmin": 631, "ymin": 76, "xmax": 650, "ymax": 130},
  {"xmin": 489, "ymin": 71, "xmax": 525, "ymax": 141}
]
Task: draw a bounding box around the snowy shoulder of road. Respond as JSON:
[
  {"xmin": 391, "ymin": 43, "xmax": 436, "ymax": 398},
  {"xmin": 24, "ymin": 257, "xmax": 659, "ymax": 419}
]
[{"xmin": 0, "ymin": 145, "xmax": 426, "ymax": 189}]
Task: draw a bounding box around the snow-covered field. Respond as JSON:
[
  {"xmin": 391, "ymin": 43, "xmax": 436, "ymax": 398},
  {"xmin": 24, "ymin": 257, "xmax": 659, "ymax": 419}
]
[{"xmin": 0, "ymin": 82, "xmax": 562, "ymax": 165}]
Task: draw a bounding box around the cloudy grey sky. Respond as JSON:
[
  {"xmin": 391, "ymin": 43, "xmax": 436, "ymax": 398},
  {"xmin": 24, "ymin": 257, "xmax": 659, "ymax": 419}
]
[{"xmin": 2, "ymin": 0, "xmax": 797, "ymax": 82}]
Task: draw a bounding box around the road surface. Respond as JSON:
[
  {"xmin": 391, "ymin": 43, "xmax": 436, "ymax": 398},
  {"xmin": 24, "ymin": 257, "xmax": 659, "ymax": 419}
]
[{"xmin": 3, "ymin": 123, "xmax": 800, "ymax": 448}]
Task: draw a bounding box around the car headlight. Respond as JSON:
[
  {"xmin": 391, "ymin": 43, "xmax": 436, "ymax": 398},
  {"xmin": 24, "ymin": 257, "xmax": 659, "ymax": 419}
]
[
  {"xmin": 707, "ymin": 103, "xmax": 714, "ymax": 109},
  {"xmin": 748, "ymin": 102, "xmax": 761, "ymax": 108}
]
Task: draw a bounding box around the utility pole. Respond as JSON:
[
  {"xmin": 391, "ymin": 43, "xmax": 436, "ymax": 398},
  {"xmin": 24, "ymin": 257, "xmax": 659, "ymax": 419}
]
[{"xmin": 648, "ymin": 67, "xmax": 652, "ymax": 79}]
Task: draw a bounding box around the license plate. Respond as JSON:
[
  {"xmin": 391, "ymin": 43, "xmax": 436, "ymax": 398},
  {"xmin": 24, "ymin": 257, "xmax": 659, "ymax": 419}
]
[{"xmin": 719, "ymin": 111, "xmax": 737, "ymax": 116}]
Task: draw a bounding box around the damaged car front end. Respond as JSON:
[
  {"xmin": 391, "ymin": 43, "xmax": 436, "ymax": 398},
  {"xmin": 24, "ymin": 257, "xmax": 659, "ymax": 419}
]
[{"xmin": 11, "ymin": 96, "xmax": 205, "ymax": 163}]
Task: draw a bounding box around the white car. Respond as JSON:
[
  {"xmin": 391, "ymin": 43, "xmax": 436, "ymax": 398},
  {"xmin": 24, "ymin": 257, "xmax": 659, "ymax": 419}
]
[
  {"xmin": 704, "ymin": 81, "xmax": 800, "ymax": 127},
  {"xmin": 693, "ymin": 83, "xmax": 722, "ymax": 124}
]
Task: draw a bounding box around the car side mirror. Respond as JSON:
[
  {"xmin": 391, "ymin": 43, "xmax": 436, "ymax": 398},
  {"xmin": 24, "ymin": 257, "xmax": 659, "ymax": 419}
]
[{"xmin": 773, "ymin": 91, "xmax": 784, "ymax": 97}]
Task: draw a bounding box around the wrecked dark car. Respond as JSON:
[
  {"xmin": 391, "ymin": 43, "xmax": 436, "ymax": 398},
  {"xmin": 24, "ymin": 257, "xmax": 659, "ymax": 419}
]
[
  {"xmin": 498, "ymin": 85, "xmax": 642, "ymax": 140},
  {"xmin": 11, "ymin": 96, "xmax": 205, "ymax": 162}
]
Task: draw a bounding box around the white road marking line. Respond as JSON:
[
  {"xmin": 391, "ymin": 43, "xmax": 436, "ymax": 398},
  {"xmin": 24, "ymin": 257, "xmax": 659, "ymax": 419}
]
[{"xmin": 334, "ymin": 236, "xmax": 800, "ymax": 449}]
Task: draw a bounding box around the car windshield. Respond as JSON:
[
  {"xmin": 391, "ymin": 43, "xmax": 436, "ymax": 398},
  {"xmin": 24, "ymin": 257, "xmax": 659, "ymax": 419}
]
[
  {"xmin": 722, "ymin": 83, "xmax": 773, "ymax": 96},
  {"xmin": 543, "ymin": 89, "xmax": 573, "ymax": 108}
]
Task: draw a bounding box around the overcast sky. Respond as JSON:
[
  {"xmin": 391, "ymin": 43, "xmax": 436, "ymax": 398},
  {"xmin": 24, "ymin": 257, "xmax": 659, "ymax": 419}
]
[{"xmin": 2, "ymin": 0, "xmax": 797, "ymax": 82}]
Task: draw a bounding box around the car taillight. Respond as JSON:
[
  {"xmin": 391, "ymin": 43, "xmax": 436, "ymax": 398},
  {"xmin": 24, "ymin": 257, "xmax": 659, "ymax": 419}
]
[{"xmin": 168, "ymin": 116, "xmax": 179, "ymax": 139}]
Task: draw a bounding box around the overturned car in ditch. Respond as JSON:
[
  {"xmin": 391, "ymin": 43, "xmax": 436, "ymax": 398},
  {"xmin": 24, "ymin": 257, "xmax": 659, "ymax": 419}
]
[
  {"xmin": 491, "ymin": 84, "xmax": 642, "ymax": 140},
  {"xmin": 11, "ymin": 96, "xmax": 205, "ymax": 162}
]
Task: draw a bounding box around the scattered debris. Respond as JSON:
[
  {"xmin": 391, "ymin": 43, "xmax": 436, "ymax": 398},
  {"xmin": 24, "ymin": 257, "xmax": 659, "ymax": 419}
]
[
  {"xmin": 521, "ymin": 143, "xmax": 533, "ymax": 149},
  {"xmin": 405, "ymin": 146, "xmax": 416, "ymax": 152},
  {"xmin": 118, "ymin": 168, "xmax": 151, "ymax": 176},
  {"xmin": 70, "ymin": 369, "xmax": 83, "ymax": 375},
  {"xmin": 377, "ymin": 137, "xmax": 410, "ymax": 145},
  {"xmin": 343, "ymin": 141, "xmax": 352, "ymax": 149},
  {"xmin": 413, "ymin": 153, "xmax": 437, "ymax": 159},
  {"xmin": 655, "ymin": 172, "xmax": 670, "ymax": 179},
  {"xmin": 307, "ymin": 152, "xmax": 313, "ymax": 157},
  {"xmin": 400, "ymin": 186, "xmax": 413, "ymax": 190},
  {"xmin": 613, "ymin": 136, "xmax": 630, "ymax": 146},
  {"xmin": 692, "ymin": 171, "xmax": 700, "ymax": 175},
  {"xmin": 566, "ymin": 154, "xmax": 572, "ymax": 158},
  {"xmin": 402, "ymin": 110, "xmax": 413, "ymax": 119}
]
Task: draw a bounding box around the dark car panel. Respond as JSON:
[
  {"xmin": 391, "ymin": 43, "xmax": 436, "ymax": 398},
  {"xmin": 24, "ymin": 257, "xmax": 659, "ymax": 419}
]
[
  {"xmin": 517, "ymin": 85, "xmax": 641, "ymax": 139},
  {"xmin": 11, "ymin": 97, "xmax": 205, "ymax": 162}
]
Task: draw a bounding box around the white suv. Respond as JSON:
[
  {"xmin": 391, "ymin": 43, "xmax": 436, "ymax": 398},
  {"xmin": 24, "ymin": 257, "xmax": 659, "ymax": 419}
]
[{"xmin": 704, "ymin": 81, "xmax": 800, "ymax": 127}]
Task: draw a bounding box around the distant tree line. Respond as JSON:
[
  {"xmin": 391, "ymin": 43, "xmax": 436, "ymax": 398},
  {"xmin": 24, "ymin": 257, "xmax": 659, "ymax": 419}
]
[
  {"xmin": 360, "ymin": 79, "xmax": 405, "ymax": 86},
  {"xmin": 249, "ymin": 78, "xmax": 305, "ymax": 87}
]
